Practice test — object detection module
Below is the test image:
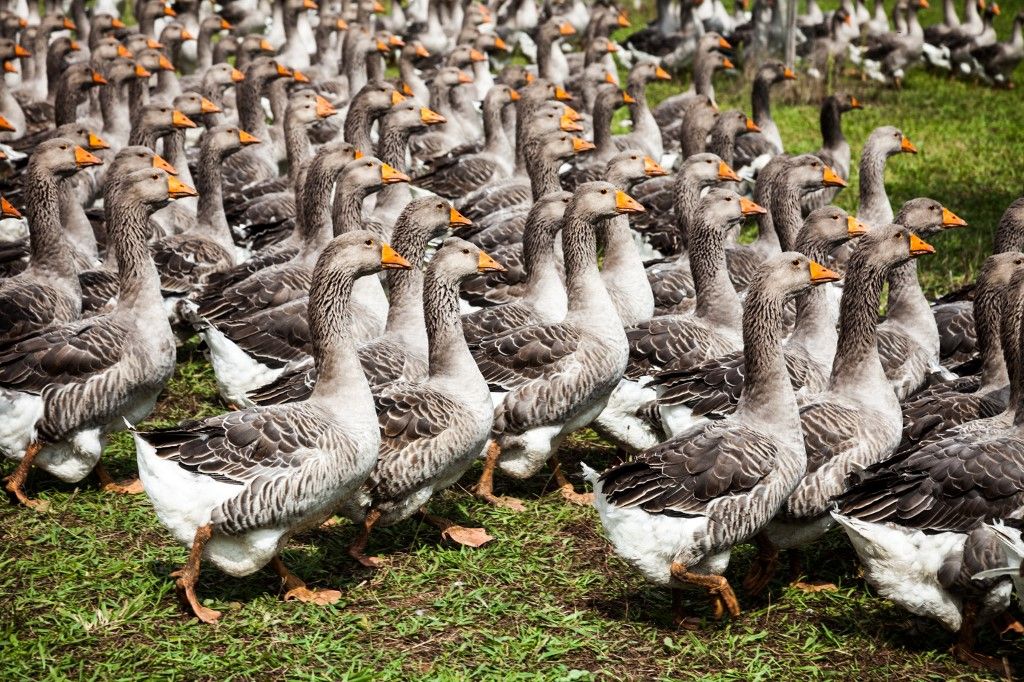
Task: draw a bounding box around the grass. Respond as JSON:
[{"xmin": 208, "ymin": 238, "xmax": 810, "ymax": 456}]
[{"xmin": 4, "ymin": 3, "xmax": 1024, "ymax": 680}]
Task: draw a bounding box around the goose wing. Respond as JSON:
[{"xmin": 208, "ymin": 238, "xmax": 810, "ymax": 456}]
[
  {"xmin": 0, "ymin": 279, "xmax": 79, "ymax": 342},
  {"xmin": 194, "ymin": 263, "xmax": 312, "ymax": 321},
  {"xmin": 599, "ymin": 421, "xmax": 778, "ymax": 515},
  {"xmin": 470, "ymin": 323, "xmax": 583, "ymax": 391}
]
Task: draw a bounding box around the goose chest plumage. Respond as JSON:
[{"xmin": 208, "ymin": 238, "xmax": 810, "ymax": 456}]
[
  {"xmin": 588, "ymin": 252, "xmax": 840, "ymax": 621},
  {"xmin": 135, "ymin": 231, "xmax": 409, "ymax": 623}
]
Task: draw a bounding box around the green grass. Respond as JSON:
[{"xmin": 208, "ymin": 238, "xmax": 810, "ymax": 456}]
[{"xmin": 5, "ymin": 4, "xmax": 1024, "ymax": 680}]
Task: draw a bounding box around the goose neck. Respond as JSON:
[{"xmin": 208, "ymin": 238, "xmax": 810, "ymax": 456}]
[
  {"xmin": 284, "ymin": 117, "xmax": 313, "ymax": 185},
  {"xmin": 885, "ymin": 260, "xmax": 937, "ymax": 354},
  {"xmin": 110, "ymin": 199, "xmax": 162, "ymax": 312},
  {"xmin": 343, "ymin": 99, "xmax": 376, "ymax": 155},
  {"xmin": 829, "ymin": 255, "xmax": 889, "ymax": 398},
  {"xmin": 750, "ymin": 74, "xmax": 773, "ymax": 127},
  {"xmin": 820, "ymin": 98, "xmax": 845, "ymax": 150},
  {"xmin": 308, "ymin": 269, "xmax": 371, "ymax": 402},
  {"xmin": 690, "ymin": 215, "xmax": 743, "ymax": 330},
  {"xmin": 562, "ymin": 210, "xmax": 617, "ymax": 326},
  {"xmin": 974, "ymin": 282, "xmax": 1009, "ymax": 390},
  {"xmin": 424, "ymin": 269, "xmax": 483, "ymax": 384},
  {"xmin": 24, "ymin": 166, "xmax": 77, "ymax": 278},
  {"xmin": 734, "ymin": 286, "xmax": 800, "ymax": 430},
  {"xmin": 195, "ymin": 143, "xmax": 234, "ymax": 249}
]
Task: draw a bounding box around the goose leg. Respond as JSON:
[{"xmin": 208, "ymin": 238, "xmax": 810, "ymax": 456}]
[
  {"xmin": 3, "ymin": 442, "xmax": 48, "ymax": 511},
  {"xmin": 416, "ymin": 507, "xmax": 494, "ymax": 547},
  {"xmin": 471, "ymin": 441, "xmax": 525, "ymax": 511},
  {"xmin": 551, "ymin": 453, "xmax": 594, "ymax": 505},
  {"xmin": 741, "ymin": 533, "xmax": 779, "ymax": 595},
  {"xmin": 952, "ymin": 599, "xmax": 1008, "ymax": 671},
  {"xmin": 788, "ymin": 551, "xmax": 838, "ymax": 592},
  {"xmin": 173, "ymin": 524, "xmax": 222, "ymax": 624},
  {"xmin": 347, "ymin": 508, "xmax": 384, "ymax": 568},
  {"xmin": 670, "ymin": 562, "xmax": 741, "ymax": 620},
  {"xmin": 94, "ymin": 462, "xmax": 145, "ymax": 494},
  {"xmin": 269, "ymin": 556, "xmax": 341, "ymax": 605}
]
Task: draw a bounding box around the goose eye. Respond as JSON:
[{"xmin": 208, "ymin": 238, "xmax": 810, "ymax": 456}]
[
  {"xmin": 462, "ymin": 248, "xmax": 470, "ymax": 254},
  {"xmin": 792, "ymin": 258, "xmax": 800, "ymax": 266},
  {"xmin": 601, "ymin": 189, "xmax": 607, "ymax": 194},
  {"xmin": 832, "ymin": 214, "xmax": 839, "ymax": 220},
  {"xmin": 365, "ymin": 239, "xmax": 373, "ymax": 246}
]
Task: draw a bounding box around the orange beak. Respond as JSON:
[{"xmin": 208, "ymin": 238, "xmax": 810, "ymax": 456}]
[
  {"xmin": 260, "ymin": 39, "xmax": 274, "ymax": 53},
  {"xmin": 148, "ymin": 38, "xmax": 165, "ymax": 49},
  {"xmin": 477, "ymin": 250, "xmax": 506, "ymax": 273},
  {"xmin": 722, "ymin": 57, "xmax": 735, "ymax": 69},
  {"xmin": 900, "ymin": 135, "xmax": 917, "ymax": 153},
  {"xmin": 554, "ymin": 86, "xmax": 572, "ymax": 101},
  {"xmin": 381, "ymin": 243, "xmax": 412, "ymax": 269},
  {"xmin": 745, "ymin": 118, "xmax": 761, "ymax": 132},
  {"xmin": 643, "ymin": 157, "xmax": 667, "ymax": 177},
  {"xmin": 718, "ymin": 161, "xmax": 740, "ymax": 182},
  {"xmin": 375, "ymin": 39, "xmax": 389, "ymax": 52},
  {"xmin": 91, "ymin": 71, "xmax": 108, "ymax": 85},
  {"xmin": 353, "ymin": 150, "xmax": 364, "ymax": 159},
  {"xmin": 844, "ymin": 12, "xmax": 853, "ymax": 23},
  {"xmin": 63, "ymin": 17, "xmax": 77, "ymax": 29},
  {"xmin": 69, "ymin": 41, "xmax": 81, "ymax": 51},
  {"xmin": 850, "ymin": 96, "xmax": 862, "ymax": 109},
  {"xmin": 783, "ymin": 66, "xmax": 796, "ymax": 80},
  {"xmin": 276, "ymin": 64, "xmax": 293, "ymax": 77},
  {"xmin": 0, "ymin": 116, "xmax": 15, "ymax": 132},
  {"xmin": 74, "ymin": 146, "xmax": 103, "ymax": 167},
  {"xmin": 135, "ymin": 64, "xmax": 152, "ymax": 78},
  {"xmin": 86, "ymin": 132, "xmax": 109, "ymax": 150},
  {"xmin": 808, "ymin": 260, "xmax": 842, "ymax": 284},
  {"xmin": 559, "ymin": 112, "xmax": 583, "ymax": 132},
  {"xmin": 380, "ymin": 162, "xmax": 411, "ymax": 184},
  {"xmin": 303, "ymin": 0, "xmax": 318, "ymax": 8},
  {"xmin": 200, "ymin": 98, "xmax": 221, "ymax": 114},
  {"xmin": 622, "ymin": 91, "xmax": 636, "ymax": 104},
  {"xmin": 111, "ymin": 18, "xmax": 126, "ymax": 28},
  {"xmin": 238, "ymin": 130, "xmax": 261, "ymax": 145},
  {"xmin": 919, "ymin": 0, "xmax": 929, "ymax": 7},
  {"xmin": 117, "ymin": 44, "xmax": 132, "ymax": 58},
  {"xmin": 470, "ymin": 48, "xmax": 487, "ymax": 62},
  {"xmin": 420, "ymin": 107, "xmax": 446, "ymax": 125},
  {"xmin": 559, "ymin": 22, "xmax": 576, "ymax": 36},
  {"xmin": 152, "ymin": 154, "xmax": 178, "ymax": 174},
  {"xmin": 509, "ymin": 89, "xmax": 520, "ymax": 101},
  {"xmin": 231, "ymin": 68, "xmax": 245, "ymax": 82},
  {"xmin": 372, "ymin": 0, "xmax": 386, "ymax": 12},
  {"xmin": 572, "ymin": 137, "xmax": 596, "ymax": 153},
  {"xmin": 614, "ymin": 190, "xmax": 645, "ymax": 214},
  {"xmin": 909, "ymin": 233, "xmax": 935, "ymax": 256},
  {"xmin": 605, "ymin": 72, "xmax": 617, "ymax": 84},
  {"xmin": 172, "ymin": 110, "xmax": 197, "ymax": 128},
  {"xmin": 525, "ymin": 72, "xmax": 535, "ymax": 83},
  {"xmin": 389, "ymin": 35, "xmax": 405, "ymax": 47},
  {"xmin": 494, "ymin": 36, "xmax": 509, "ymax": 51},
  {"xmin": 292, "ymin": 70, "xmax": 310, "ymax": 83},
  {"xmin": 336, "ymin": 19, "xmax": 348, "ymax": 30},
  {"xmin": 941, "ymin": 207, "xmax": 968, "ymax": 228},
  {"xmin": 401, "ymin": 82, "xmax": 413, "ymax": 96},
  {"xmin": 3, "ymin": 61, "xmax": 16, "ymax": 74},
  {"xmin": 1, "ymin": 197, "xmax": 21, "ymax": 218},
  {"xmin": 17, "ymin": 18, "xmax": 26, "ymax": 28},
  {"xmin": 739, "ymin": 197, "xmax": 767, "ymax": 215},
  {"xmin": 457, "ymin": 71, "xmax": 473, "ymax": 84},
  {"xmin": 14, "ymin": 45, "xmax": 30, "ymax": 57},
  {"xmin": 450, "ymin": 206, "xmax": 473, "ymax": 226},
  {"xmin": 607, "ymin": 42, "xmax": 619, "ymax": 53},
  {"xmin": 220, "ymin": 19, "xmax": 233, "ymax": 30},
  {"xmin": 315, "ymin": 95, "xmax": 337, "ymax": 118},
  {"xmin": 563, "ymin": 106, "xmax": 582, "ymax": 121},
  {"xmin": 158, "ymin": 55, "xmax": 175, "ymax": 71},
  {"xmin": 822, "ymin": 166, "xmax": 847, "ymax": 187},
  {"xmin": 391, "ymin": 90, "xmax": 406, "ymax": 105},
  {"xmin": 617, "ymin": 12, "xmax": 631, "ymax": 27},
  {"xmin": 415, "ymin": 44, "xmax": 430, "ymax": 58},
  {"xmin": 655, "ymin": 65, "xmax": 671, "ymax": 80},
  {"xmin": 847, "ymin": 215, "xmax": 869, "ymax": 236},
  {"xmin": 163, "ymin": 5, "xmax": 176, "ymax": 16},
  {"xmin": 167, "ymin": 175, "xmax": 198, "ymax": 198},
  {"xmin": 719, "ymin": 36, "xmax": 732, "ymax": 49}
]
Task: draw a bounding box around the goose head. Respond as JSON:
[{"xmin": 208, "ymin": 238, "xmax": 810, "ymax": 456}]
[
  {"xmin": 758, "ymin": 59, "xmax": 798, "ymax": 85},
  {"xmin": 757, "ymin": 252, "xmax": 842, "ymax": 299},
  {"xmin": 398, "ymin": 196, "xmax": 473, "ymax": 244},
  {"xmin": 800, "ymin": 206, "xmax": 869, "ymax": 253},
  {"xmin": 0, "ymin": 38, "xmax": 27, "ymax": 62},
  {"xmin": 158, "ymin": 22, "xmax": 196, "ymax": 53},
  {"xmin": 91, "ymin": 37, "xmax": 130, "ymax": 64},
  {"xmin": 46, "ymin": 36, "xmax": 80, "ymax": 66},
  {"xmin": 482, "ymin": 83, "xmax": 520, "ymax": 112},
  {"xmin": 287, "ymin": 92, "xmax": 338, "ymax": 126},
  {"xmin": 894, "ymin": 197, "xmax": 967, "ymax": 237},
  {"xmin": 110, "ymin": 145, "xmax": 178, "ymax": 179},
  {"xmin": 978, "ymin": 252, "xmax": 1024, "ymax": 297},
  {"xmin": 173, "ymin": 91, "xmax": 222, "ymax": 121},
  {"xmin": 136, "ymin": 104, "xmax": 197, "ymax": 137},
  {"xmin": 105, "ymin": 57, "xmax": 152, "ymax": 86},
  {"xmin": 529, "ymin": 130, "xmax": 593, "ymax": 165},
  {"xmin": 629, "ymin": 60, "xmax": 673, "ymax": 86},
  {"xmin": 496, "ymin": 64, "xmax": 534, "ymax": 89},
  {"xmin": 30, "ymin": 137, "xmax": 103, "ymax": 178},
  {"xmin": 353, "ymin": 80, "xmax": 403, "ymax": 116},
  {"xmin": 245, "ymin": 57, "xmax": 294, "ymax": 87},
  {"xmin": 199, "ymin": 13, "xmax": 233, "ymax": 37},
  {"xmin": 854, "ymin": 225, "xmax": 935, "ymax": 272},
  {"xmin": 714, "ymin": 109, "xmax": 760, "ymax": 138},
  {"xmin": 319, "ymin": 230, "xmax": 412, "ymax": 279},
  {"xmin": 203, "ymin": 124, "xmax": 261, "ymax": 160},
  {"xmin": 606, "ymin": 150, "xmax": 667, "ymax": 189},
  {"xmin": 341, "ymin": 155, "xmax": 410, "ymax": 195},
  {"xmin": 384, "ymin": 98, "xmax": 445, "ymax": 133},
  {"xmin": 834, "ymin": 92, "xmax": 862, "ymax": 112},
  {"xmin": 238, "ymin": 35, "xmax": 276, "ymax": 64},
  {"xmin": 784, "ymin": 154, "xmax": 848, "ymax": 191},
  {"xmin": 134, "ymin": 47, "xmax": 176, "ymax": 74},
  {"xmin": 38, "ymin": 12, "xmax": 75, "ymax": 37},
  {"xmin": 530, "ymin": 190, "xmax": 574, "ymax": 234},
  {"xmin": 683, "ymin": 152, "xmax": 741, "ymax": 187},
  {"xmin": 475, "ymin": 32, "xmax": 510, "ymax": 56},
  {"xmin": 430, "ymin": 237, "xmax": 507, "ymax": 283},
  {"xmin": 52, "ymin": 122, "xmax": 109, "ymax": 151},
  {"xmin": 203, "ymin": 62, "xmax": 246, "ymax": 89},
  {"xmin": 530, "ymin": 101, "xmax": 583, "ymax": 133},
  {"xmin": 866, "ymin": 125, "xmax": 917, "ymax": 159},
  {"xmin": 446, "ymin": 43, "xmax": 488, "ymax": 69},
  {"xmin": 572, "ymin": 181, "xmax": 645, "ymax": 222},
  {"xmin": 61, "ymin": 62, "xmax": 109, "ymax": 95},
  {"xmin": 121, "ymin": 167, "xmax": 197, "ymax": 211},
  {"xmin": 699, "ymin": 188, "xmax": 766, "ymax": 229}
]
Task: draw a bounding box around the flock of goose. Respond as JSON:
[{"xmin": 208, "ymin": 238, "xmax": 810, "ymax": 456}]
[{"xmin": 0, "ymin": 0, "xmax": 1022, "ymax": 669}]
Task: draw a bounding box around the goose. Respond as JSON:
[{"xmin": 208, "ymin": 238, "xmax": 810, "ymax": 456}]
[
  {"xmin": 134, "ymin": 231, "xmax": 409, "ymax": 623},
  {"xmin": 247, "ymin": 198, "xmax": 472, "ymax": 406},
  {"xmin": 562, "ymin": 82, "xmax": 632, "ymax": 190},
  {"xmin": 971, "ymin": 10, "xmax": 1024, "ymax": 86},
  {"xmin": 948, "ymin": 2, "xmax": 1001, "ymax": 75},
  {"xmin": 641, "ymin": 154, "xmax": 741, "ymax": 313},
  {"xmin": 706, "ymin": 109, "xmax": 760, "ymax": 169},
  {"xmin": 342, "ymin": 80, "xmax": 403, "ymax": 157},
  {"xmin": 653, "ymin": 208, "xmax": 868, "ymax": 436},
  {"xmin": 192, "ymin": 156, "xmax": 409, "ymax": 405},
  {"xmin": 592, "ymin": 190, "xmax": 766, "ymax": 454},
  {"xmin": 0, "ymin": 139, "xmax": 102, "ymax": 343},
  {"xmin": 470, "ymin": 182, "xmax": 642, "ymax": 510},
  {"xmin": 732, "ymin": 61, "xmax": 797, "ymax": 180},
  {"xmin": 652, "ymin": 33, "xmax": 732, "ymax": 148},
  {"xmin": 898, "ymin": 252, "xmax": 1024, "ymax": 453},
  {"xmin": 743, "ymin": 227, "xmax": 936, "ymax": 594},
  {"xmin": 802, "ymin": 93, "xmax": 862, "ymax": 212},
  {"xmin": 587, "ymin": 252, "xmax": 841, "ymax": 624},
  {"xmin": 934, "ymin": 198, "xmax": 1024, "ymax": 364},
  {"xmin": 344, "ymin": 238, "xmax": 506, "ymax": 567},
  {"xmin": 800, "ymin": 8, "xmax": 854, "ymax": 81},
  {"xmin": 855, "ymin": 126, "xmax": 918, "ymax": 232},
  {"xmin": 611, "ymin": 60, "xmax": 670, "ymax": 162},
  {"xmin": 861, "ymin": 0, "xmax": 929, "ymax": 86},
  {"xmin": 1, "ymin": 168, "xmax": 194, "ymax": 509},
  {"xmin": 834, "ymin": 385, "xmax": 1024, "ymax": 666},
  {"xmin": 459, "ymin": 191, "xmax": 571, "ymax": 311}
]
